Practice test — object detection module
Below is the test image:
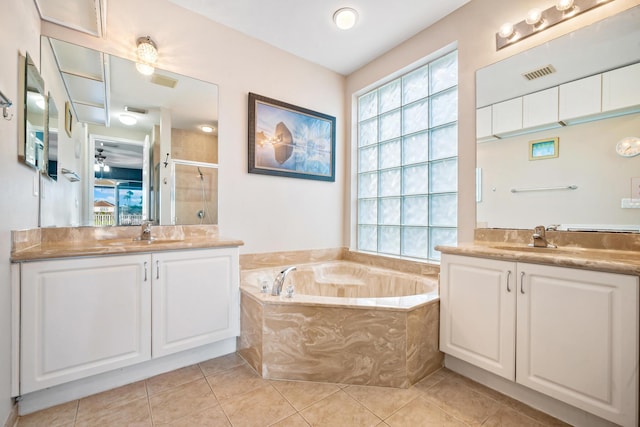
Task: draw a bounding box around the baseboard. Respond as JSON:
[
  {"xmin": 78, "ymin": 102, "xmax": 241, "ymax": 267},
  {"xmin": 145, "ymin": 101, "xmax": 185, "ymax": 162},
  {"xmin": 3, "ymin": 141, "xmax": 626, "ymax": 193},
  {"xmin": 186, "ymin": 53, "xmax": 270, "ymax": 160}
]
[
  {"xmin": 3, "ymin": 402, "xmax": 18, "ymax": 427},
  {"xmin": 18, "ymin": 338, "xmax": 236, "ymax": 416},
  {"xmin": 444, "ymin": 355, "xmax": 621, "ymax": 427}
]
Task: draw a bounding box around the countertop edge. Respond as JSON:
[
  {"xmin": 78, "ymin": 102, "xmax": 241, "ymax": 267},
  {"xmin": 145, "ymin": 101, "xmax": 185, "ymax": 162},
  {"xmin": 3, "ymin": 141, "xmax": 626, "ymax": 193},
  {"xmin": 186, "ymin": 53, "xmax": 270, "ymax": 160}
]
[{"xmin": 436, "ymin": 245, "xmax": 640, "ymax": 276}]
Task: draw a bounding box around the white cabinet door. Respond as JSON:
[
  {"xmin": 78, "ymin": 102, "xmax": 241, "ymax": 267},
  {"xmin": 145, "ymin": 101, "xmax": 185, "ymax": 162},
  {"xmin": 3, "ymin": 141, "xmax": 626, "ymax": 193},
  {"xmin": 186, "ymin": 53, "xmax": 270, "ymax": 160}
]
[
  {"xmin": 152, "ymin": 248, "xmax": 239, "ymax": 358},
  {"xmin": 602, "ymin": 62, "xmax": 640, "ymax": 113},
  {"xmin": 559, "ymin": 74, "xmax": 602, "ymax": 122},
  {"xmin": 523, "ymin": 87, "xmax": 559, "ymax": 129},
  {"xmin": 440, "ymin": 254, "xmax": 517, "ymax": 380},
  {"xmin": 20, "ymin": 255, "xmax": 151, "ymax": 393},
  {"xmin": 516, "ymin": 263, "xmax": 638, "ymax": 427},
  {"xmin": 476, "ymin": 106, "xmax": 494, "ymax": 142},
  {"xmin": 491, "ymin": 97, "xmax": 522, "ymax": 136}
]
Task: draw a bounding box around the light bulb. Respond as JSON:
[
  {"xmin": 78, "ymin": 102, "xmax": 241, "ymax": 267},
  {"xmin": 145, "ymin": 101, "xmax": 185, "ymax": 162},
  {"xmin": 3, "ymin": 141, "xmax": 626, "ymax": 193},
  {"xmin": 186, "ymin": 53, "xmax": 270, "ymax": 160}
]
[
  {"xmin": 103, "ymin": 164, "xmax": 110, "ymax": 173},
  {"xmin": 498, "ymin": 22, "xmax": 515, "ymax": 39},
  {"xmin": 556, "ymin": 0, "xmax": 575, "ymax": 11},
  {"xmin": 333, "ymin": 8, "xmax": 358, "ymax": 30},
  {"xmin": 525, "ymin": 8, "xmax": 543, "ymax": 26},
  {"xmin": 94, "ymin": 164, "xmax": 100, "ymax": 172}
]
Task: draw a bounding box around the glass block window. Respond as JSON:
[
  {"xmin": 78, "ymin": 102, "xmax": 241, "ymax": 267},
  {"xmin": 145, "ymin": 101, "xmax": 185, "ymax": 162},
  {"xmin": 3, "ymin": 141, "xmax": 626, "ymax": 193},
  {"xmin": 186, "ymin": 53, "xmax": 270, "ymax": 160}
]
[{"xmin": 356, "ymin": 51, "xmax": 458, "ymax": 262}]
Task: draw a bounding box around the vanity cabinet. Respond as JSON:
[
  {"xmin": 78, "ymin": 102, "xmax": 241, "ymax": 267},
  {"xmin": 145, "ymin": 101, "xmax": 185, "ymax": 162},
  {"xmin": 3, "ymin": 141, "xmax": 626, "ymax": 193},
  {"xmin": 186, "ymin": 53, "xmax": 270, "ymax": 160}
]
[
  {"xmin": 20, "ymin": 254, "xmax": 151, "ymax": 394},
  {"xmin": 440, "ymin": 254, "xmax": 639, "ymax": 427},
  {"xmin": 19, "ymin": 247, "xmax": 239, "ymax": 394}
]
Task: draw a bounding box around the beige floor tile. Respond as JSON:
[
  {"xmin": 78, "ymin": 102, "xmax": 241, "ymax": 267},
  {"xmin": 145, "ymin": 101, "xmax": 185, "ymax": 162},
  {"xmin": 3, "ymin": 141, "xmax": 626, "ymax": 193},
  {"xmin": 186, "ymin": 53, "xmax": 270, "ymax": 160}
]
[
  {"xmin": 17, "ymin": 400, "xmax": 78, "ymax": 427},
  {"xmin": 385, "ymin": 397, "xmax": 466, "ymax": 426},
  {"xmin": 75, "ymin": 397, "xmax": 151, "ymax": 427},
  {"xmin": 146, "ymin": 364, "xmax": 204, "ymax": 396},
  {"xmin": 149, "ymin": 378, "xmax": 219, "ymax": 424},
  {"xmin": 200, "ymin": 352, "xmax": 247, "ymax": 376},
  {"xmin": 270, "ymin": 379, "xmax": 341, "ymax": 410},
  {"xmin": 344, "ymin": 384, "xmax": 420, "ymax": 419},
  {"xmin": 160, "ymin": 405, "xmax": 231, "ymax": 426},
  {"xmin": 498, "ymin": 398, "xmax": 572, "ymax": 426},
  {"xmin": 482, "ymin": 405, "xmax": 547, "ymax": 426},
  {"xmin": 422, "ymin": 376, "xmax": 500, "ymax": 426},
  {"xmin": 207, "ymin": 363, "xmax": 269, "ymax": 401},
  {"xmin": 76, "ymin": 381, "xmax": 147, "ymax": 422},
  {"xmin": 269, "ymin": 413, "xmax": 311, "ymax": 427},
  {"xmin": 299, "ymin": 390, "xmax": 382, "ymax": 427},
  {"xmin": 218, "ymin": 383, "xmax": 296, "ymax": 427}
]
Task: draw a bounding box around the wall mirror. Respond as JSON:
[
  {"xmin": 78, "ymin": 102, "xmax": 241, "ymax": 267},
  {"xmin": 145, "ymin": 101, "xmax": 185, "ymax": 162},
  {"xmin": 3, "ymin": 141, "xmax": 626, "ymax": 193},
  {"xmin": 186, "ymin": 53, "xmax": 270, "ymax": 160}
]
[
  {"xmin": 20, "ymin": 52, "xmax": 47, "ymax": 172},
  {"xmin": 45, "ymin": 93, "xmax": 59, "ymax": 180},
  {"xmin": 476, "ymin": 6, "xmax": 640, "ymax": 231},
  {"xmin": 40, "ymin": 37, "xmax": 219, "ymax": 227}
]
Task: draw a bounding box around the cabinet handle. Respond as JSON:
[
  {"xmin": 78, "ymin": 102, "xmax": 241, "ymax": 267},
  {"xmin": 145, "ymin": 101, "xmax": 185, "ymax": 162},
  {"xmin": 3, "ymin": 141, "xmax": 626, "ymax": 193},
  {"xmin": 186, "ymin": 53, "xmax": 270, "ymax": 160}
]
[
  {"xmin": 144, "ymin": 261, "xmax": 148, "ymax": 282},
  {"xmin": 156, "ymin": 260, "xmax": 160, "ymax": 279},
  {"xmin": 506, "ymin": 270, "xmax": 512, "ymax": 292},
  {"xmin": 520, "ymin": 271, "xmax": 525, "ymax": 294}
]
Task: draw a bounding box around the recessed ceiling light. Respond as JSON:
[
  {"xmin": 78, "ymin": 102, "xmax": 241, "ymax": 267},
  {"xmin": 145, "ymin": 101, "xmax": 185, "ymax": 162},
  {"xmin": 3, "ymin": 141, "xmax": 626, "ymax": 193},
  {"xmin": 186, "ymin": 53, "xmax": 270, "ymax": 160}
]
[
  {"xmin": 333, "ymin": 7, "xmax": 358, "ymax": 30},
  {"xmin": 119, "ymin": 114, "xmax": 137, "ymax": 126},
  {"xmin": 200, "ymin": 125, "xmax": 215, "ymax": 133}
]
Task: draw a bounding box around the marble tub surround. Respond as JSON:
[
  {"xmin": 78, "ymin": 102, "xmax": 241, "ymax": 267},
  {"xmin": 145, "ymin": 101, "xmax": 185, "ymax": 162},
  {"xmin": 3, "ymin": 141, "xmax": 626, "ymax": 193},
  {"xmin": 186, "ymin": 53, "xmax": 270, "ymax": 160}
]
[
  {"xmin": 434, "ymin": 228, "xmax": 640, "ymax": 276},
  {"xmin": 241, "ymin": 246, "xmax": 441, "ymax": 277},
  {"xmin": 11, "ymin": 225, "xmax": 243, "ymax": 261},
  {"xmin": 238, "ymin": 261, "xmax": 442, "ymax": 388}
]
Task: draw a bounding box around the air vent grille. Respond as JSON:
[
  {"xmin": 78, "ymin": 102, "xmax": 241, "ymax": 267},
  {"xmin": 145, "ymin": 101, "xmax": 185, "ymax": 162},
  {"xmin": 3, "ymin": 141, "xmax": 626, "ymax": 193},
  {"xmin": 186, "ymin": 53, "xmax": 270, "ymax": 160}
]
[
  {"xmin": 124, "ymin": 105, "xmax": 148, "ymax": 114},
  {"xmin": 522, "ymin": 65, "xmax": 556, "ymax": 81},
  {"xmin": 150, "ymin": 74, "xmax": 178, "ymax": 88}
]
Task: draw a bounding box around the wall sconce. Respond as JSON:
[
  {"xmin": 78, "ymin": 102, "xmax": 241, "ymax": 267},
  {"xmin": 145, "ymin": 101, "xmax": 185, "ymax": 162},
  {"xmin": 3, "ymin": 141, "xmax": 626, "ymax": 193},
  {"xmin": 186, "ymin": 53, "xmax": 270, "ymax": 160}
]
[
  {"xmin": 0, "ymin": 89, "xmax": 12, "ymax": 120},
  {"xmin": 496, "ymin": 0, "xmax": 615, "ymax": 50},
  {"xmin": 135, "ymin": 36, "xmax": 158, "ymax": 75}
]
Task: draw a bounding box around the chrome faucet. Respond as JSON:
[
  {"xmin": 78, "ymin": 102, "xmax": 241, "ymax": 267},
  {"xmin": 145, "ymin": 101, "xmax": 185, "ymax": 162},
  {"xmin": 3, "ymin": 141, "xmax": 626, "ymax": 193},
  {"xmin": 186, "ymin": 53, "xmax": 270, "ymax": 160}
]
[
  {"xmin": 140, "ymin": 221, "xmax": 153, "ymax": 241},
  {"xmin": 271, "ymin": 266, "xmax": 297, "ymax": 296},
  {"xmin": 530, "ymin": 225, "xmax": 556, "ymax": 248}
]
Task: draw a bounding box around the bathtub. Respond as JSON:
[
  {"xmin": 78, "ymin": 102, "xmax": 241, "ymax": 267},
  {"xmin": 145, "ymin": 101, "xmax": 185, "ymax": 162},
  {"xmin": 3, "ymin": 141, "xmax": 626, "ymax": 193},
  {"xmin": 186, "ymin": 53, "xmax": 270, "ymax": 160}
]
[{"xmin": 237, "ymin": 260, "xmax": 442, "ymax": 388}]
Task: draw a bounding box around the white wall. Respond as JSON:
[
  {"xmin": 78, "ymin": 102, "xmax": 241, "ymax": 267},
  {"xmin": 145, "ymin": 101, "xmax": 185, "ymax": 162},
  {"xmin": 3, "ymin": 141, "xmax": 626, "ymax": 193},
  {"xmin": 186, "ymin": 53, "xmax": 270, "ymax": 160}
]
[
  {"xmin": 42, "ymin": 0, "xmax": 346, "ymax": 255},
  {"xmin": 345, "ymin": 0, "xmax": 640, "ymax": 245},
  {"xmin": 0, "ymin": 0, "xmax": 42, "ymax": 424}
]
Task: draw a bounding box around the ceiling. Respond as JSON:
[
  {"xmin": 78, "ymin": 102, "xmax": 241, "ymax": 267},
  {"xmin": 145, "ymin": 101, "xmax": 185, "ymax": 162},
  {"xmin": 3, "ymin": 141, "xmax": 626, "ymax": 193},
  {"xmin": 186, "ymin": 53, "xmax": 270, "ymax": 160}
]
[{"xmin": 35, "ymin": 0, "xmax": 471, "ymax": 76}]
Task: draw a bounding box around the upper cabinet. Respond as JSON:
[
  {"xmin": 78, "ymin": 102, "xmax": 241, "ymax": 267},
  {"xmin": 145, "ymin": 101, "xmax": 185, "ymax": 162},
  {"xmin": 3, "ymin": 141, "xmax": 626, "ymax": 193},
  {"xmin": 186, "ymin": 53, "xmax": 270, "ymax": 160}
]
[
  {"xmin": 558, "ymin": 74, "xmax": 602, "ymax": 123},
  {"xmin": 601, "ymin": 62, "xmax": 640, "ymax": 113},
  {"xmin": 477, "ymin": 61, "xmax": 640, "ymax": 141}
]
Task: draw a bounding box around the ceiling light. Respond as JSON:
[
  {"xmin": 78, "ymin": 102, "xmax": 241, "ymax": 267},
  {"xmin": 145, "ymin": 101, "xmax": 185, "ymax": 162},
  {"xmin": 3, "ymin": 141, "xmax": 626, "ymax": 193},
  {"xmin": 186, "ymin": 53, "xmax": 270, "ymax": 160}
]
[
  {"xmin": 136, "ymin": 36, "xmax": 158, "ymax": 75},
  {"xmin": 103, "ymin": 164, "xmax": 110, "ymax": 173},
  {"xmin": 333, "ymin": 8, "xmax": 358, "ymax": 30},
  {"xmin": 119, "ymin": 114, "xmax": 137, "ymax": 126},
  {"xmin": 200, "ymin": 125, "xmax": 214, "ymax": 133}
]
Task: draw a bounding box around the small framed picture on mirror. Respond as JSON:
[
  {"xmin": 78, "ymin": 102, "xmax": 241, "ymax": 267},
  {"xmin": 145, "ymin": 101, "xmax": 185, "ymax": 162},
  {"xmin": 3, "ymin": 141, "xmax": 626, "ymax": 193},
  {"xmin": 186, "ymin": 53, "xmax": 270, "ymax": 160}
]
[{"xmin": 529, "ymin": 137, "xmax": 558, "ymax": 160}]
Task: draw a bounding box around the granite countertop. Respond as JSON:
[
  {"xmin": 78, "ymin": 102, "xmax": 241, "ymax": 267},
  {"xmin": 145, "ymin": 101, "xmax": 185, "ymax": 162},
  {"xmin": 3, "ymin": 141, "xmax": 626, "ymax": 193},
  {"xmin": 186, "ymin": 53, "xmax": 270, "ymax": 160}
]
[
  {"xmin": 436, "ymin": 243, "xmax": 640, "ymax": 276},
  {"xmin": 11, "ymin": 225, "xmax": 243, "ymax": 262}
]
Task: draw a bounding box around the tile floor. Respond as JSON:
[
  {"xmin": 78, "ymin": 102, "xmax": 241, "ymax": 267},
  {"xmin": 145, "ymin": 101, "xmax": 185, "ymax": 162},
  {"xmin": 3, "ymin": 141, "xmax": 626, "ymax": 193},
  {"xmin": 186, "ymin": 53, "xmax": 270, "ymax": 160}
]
[{"xmin": 17, "ymin": 353, "xmax": 570, "ymax": 427}]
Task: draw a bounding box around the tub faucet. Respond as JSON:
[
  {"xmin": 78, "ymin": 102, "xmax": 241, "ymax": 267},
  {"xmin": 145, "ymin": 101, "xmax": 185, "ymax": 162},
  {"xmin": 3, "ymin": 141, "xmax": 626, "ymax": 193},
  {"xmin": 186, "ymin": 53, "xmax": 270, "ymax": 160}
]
[
  {"xmin": 272, "ymin": 266, "xmax": 297, "ymax": 296},
  {"xmin": 530, "ymin": 225, "xmax": 556, "ymax": 248},
  {"xmin": 140, "ymin": 221, "xmax": 153, "ymax": 241}
]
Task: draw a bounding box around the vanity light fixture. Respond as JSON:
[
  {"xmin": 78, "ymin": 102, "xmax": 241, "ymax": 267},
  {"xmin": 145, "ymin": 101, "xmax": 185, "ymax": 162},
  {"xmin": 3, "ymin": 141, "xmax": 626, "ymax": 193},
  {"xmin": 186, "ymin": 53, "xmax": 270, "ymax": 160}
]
[
  {"xmin": 333, "ymin": 7, "xmax": 358, "ymax": 30},
  {"xmin": 135, "ymin": 36, "xmax": 158, "ymax": 76},
  {"xmin": 496, "ymin": 0, "xmax": 616, "ymax": 50}
]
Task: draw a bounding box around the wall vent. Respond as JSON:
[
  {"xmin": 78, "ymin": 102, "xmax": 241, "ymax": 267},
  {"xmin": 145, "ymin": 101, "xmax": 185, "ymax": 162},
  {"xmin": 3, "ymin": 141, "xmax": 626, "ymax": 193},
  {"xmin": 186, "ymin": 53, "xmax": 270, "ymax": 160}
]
[
  {"xmin": 522, "ymin": 65, "xmax": 556, "ymax": 81},
  {"xmin": 124, "ymin": 105, "xmax": 148, "ymax": 114},
  {"xmin": 150, "ymin": 74, "xmax": 178, "ymax": 88}
]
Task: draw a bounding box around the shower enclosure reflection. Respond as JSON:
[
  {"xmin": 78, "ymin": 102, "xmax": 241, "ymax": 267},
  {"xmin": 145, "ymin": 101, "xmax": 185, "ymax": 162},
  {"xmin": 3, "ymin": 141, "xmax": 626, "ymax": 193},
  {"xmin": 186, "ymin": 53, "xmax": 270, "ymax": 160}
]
[{"xmin": 172, "ymin": 161, "xmax": 218, "ymax": 225}]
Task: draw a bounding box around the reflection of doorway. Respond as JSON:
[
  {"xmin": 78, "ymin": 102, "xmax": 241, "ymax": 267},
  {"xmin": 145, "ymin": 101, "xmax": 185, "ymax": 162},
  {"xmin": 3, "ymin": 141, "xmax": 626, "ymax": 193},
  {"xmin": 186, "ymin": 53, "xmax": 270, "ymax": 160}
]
[{"xmin": 88, "ymin": 134, "xmax": 150, "ymax": 226}]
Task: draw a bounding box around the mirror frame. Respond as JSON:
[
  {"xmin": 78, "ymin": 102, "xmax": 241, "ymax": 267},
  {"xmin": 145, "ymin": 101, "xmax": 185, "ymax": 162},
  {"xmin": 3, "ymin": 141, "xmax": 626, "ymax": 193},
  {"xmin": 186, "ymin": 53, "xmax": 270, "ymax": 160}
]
[{"xmin": 20, "ymin": 52, "xmax": 47, "ymax": 172}]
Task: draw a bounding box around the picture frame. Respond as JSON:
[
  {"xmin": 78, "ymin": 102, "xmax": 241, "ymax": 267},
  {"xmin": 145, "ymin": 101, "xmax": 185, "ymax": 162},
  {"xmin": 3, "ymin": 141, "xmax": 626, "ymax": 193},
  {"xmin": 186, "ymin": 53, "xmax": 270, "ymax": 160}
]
[
  {"xmin": 529, "ymin": 137, "xmax": 558, "ymax": 160},
  {"xmin": 64, "ymin": 101, "xmax": 72, "ymax": 137},
  {"xmin": 248, "ymin": 92, "xmax": 336, "ymax": 182}
]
